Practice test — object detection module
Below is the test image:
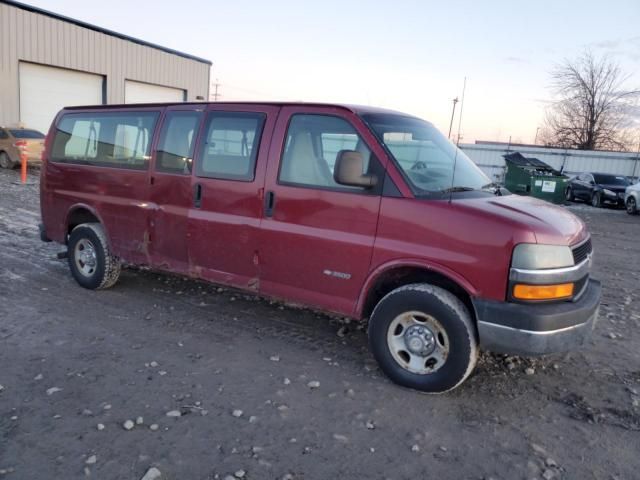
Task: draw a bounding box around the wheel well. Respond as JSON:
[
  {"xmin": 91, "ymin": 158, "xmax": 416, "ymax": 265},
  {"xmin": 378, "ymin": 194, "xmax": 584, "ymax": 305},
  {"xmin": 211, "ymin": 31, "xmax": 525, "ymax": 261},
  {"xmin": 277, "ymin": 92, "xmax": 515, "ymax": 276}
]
[
  {"xmin": 362, "ymin": 267, "xmax": 475, "ymax": 322},
  {"xmin": 66, "ymin": 208, "xmax": 100, "ymax": 239}
]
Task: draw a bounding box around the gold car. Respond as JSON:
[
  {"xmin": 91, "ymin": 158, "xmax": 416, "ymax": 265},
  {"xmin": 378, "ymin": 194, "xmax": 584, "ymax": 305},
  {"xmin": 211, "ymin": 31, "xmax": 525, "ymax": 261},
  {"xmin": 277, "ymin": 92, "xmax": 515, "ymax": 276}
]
[{"xmin": 0, "ymin": 126, "xmax": 46, "ymax": 169}]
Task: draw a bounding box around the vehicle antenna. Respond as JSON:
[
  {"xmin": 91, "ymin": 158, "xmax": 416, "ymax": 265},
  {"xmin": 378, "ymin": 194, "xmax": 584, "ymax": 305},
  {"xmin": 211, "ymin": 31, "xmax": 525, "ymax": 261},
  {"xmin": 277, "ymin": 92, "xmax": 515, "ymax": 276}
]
[{"xmin": 449, "ymin": 77, "xmax": 467, "ymax": 204}]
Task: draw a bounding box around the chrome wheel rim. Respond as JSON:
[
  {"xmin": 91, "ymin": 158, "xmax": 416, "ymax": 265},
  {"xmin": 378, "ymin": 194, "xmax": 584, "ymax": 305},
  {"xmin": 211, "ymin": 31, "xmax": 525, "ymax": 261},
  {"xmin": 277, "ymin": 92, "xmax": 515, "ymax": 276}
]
[
  {"xmin": 627, "ymin": 198, "xmax": 636, "ymax": 213},
  {"xmin": 74, "ymin": 239, "xmax": 97, "ymax": 277},
  {"xmin": 387, "ymin": 311, "xmax": 449, "ymax": 375},
  {"xmin": 565, "ymin": 188, "xmax": 571, "ymax": 200}
]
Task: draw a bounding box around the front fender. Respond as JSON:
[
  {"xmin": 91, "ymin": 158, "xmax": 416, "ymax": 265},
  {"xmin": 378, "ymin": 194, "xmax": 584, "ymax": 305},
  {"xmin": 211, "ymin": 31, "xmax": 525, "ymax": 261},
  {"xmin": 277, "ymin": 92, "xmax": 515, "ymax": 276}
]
[{"xmin": 354, "ymin": 258, "xmax": 478, "ymax": 318}]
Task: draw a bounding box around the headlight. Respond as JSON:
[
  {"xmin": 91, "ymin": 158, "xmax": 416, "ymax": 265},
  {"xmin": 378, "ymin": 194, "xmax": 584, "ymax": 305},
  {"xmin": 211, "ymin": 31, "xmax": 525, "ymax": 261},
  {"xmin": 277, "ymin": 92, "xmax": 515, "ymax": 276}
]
[
  {"xmin": 512, "ymin": 244, "xmax": 574, "ymax": 270},
  {"xmin": 603, "ymin": 189, "xmax": 615, "ymax": 197}
]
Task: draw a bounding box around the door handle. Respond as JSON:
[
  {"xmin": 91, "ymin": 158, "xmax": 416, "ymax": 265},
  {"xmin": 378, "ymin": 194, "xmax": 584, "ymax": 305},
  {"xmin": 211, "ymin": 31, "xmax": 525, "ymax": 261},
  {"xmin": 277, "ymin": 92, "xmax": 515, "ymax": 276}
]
[
  {"xmin": 264, "ymin": 190, "xmax": 275, "ymax": 217},
  {"xmin": 194, "ymin": 183, "xmax": 202, "ymax": 208}
]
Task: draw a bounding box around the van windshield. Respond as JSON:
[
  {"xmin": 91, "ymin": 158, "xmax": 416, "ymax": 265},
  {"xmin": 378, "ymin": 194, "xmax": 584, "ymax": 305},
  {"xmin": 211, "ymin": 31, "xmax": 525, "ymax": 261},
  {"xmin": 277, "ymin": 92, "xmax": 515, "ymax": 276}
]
[{"xmin": 361, "ymin": 113, "xmax": 490, "ymax": 196}]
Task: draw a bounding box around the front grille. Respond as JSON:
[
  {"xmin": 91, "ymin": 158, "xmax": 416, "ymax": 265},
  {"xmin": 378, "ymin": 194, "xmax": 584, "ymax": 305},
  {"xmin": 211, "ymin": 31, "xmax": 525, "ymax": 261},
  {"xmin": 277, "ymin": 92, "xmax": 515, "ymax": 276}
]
[{"xmin": 572, "ymin": 238, "xmax": 592, "ymax": 265}]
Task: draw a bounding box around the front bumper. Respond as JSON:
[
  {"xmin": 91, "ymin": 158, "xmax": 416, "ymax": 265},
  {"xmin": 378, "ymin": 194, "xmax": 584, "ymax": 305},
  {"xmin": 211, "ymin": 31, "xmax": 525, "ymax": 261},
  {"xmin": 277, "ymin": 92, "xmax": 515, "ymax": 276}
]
[
  {"xmin": 473, "ymin": 279, "xmax": 601, "ymax": 356},
  {"xmin": 603, "ymin": 192, "xmax": 625, "ymax": 205}
]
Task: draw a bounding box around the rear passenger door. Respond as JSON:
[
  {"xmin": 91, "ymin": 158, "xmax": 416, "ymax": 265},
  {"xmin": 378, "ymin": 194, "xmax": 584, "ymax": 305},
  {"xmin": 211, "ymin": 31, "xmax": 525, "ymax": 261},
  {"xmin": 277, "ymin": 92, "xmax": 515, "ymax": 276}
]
[
  {"xmin": 187, "ymin": 105, "xmax": 278, "ymax": 288},
  {"xmin": 258, "ymin": 106, "xmax": 385, "ymax": 316},
  {"xmin": 148, "ymin": 106, "xmax": 204, "ymax": 272}
]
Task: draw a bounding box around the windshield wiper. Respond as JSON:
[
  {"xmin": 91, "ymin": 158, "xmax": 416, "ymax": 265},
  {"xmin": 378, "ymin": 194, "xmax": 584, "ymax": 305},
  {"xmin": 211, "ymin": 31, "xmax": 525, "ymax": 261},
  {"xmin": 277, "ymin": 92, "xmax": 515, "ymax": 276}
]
[
  {"xmin": 440, "ymin": 186, "xmax": 476, "ymax": 193},
  {"xmin": 481, "ymin": 182, "xmax": 509, "ymax": 196}
]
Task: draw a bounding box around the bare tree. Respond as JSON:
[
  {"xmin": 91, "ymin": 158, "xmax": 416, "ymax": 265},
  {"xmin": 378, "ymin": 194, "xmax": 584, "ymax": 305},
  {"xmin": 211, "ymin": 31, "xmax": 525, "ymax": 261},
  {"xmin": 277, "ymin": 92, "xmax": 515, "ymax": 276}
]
[{"xmin": 541, "ymin": 50, "xmax": 639, "ymax": 151}]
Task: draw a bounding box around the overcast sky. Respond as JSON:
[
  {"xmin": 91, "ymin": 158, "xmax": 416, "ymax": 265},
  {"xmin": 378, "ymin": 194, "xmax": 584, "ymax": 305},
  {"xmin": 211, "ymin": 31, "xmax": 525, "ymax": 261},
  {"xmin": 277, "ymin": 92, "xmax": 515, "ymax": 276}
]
[{"xmin": 28, "ymin": 0, "xmax": 640, "ymax": 143}]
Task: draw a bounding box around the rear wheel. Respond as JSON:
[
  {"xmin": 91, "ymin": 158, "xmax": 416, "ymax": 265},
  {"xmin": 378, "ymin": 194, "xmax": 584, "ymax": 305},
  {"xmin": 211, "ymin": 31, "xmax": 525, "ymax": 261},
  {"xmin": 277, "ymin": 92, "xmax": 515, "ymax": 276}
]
[
  {"xmin": 627, "ymin": 196, "xmax": 638, "ymax": 215},
  {"xmin": 591, "ymin": 192, "xmax": 602, "ymax": 208},
  {"xmin": 0, "ymin": 152, "xmax": 14, "ymax": 169},
  {"xmin": 68, "ymin": 223, "xmax": 121, "ymax": 289},
  {"xmin": 368, "ymin": 283, "xmax": 478, "ymax": 393},
  {"xmin": 565, "ymin": 187, "xmax": 574, "ymax": 202}
]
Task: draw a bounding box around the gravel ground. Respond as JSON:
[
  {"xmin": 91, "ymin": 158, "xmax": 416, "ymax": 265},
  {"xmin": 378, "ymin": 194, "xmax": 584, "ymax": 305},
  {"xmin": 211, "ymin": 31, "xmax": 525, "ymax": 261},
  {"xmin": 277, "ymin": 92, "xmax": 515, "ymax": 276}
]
[{"xmin": 1, "ymin": 167, "xmax": 639, "ymax": 480}]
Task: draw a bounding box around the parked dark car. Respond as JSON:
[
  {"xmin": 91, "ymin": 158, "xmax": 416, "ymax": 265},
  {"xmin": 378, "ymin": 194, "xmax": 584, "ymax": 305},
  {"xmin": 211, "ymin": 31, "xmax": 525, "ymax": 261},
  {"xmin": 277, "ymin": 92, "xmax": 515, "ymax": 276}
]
[{"xmin": 565, "ymin": 172, "xmax": 632, "ymax": 207}]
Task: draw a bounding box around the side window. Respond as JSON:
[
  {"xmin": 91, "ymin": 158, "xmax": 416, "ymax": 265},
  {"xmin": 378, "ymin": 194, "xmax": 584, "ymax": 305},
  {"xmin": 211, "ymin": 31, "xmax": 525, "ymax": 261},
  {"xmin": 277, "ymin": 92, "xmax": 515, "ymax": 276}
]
[
  {"xmin": 279, "ymin": 114, "xmax": 372, "ymax": 190},
  {"xmin": 155, "ymin": 111, "xmax": 203, "ymax": 174},
  {"xmin": 63, "ymin": 120, "xmax": 101, "ymax": 158},
  {"xmin": 51, "ymin": 112, "xmax": 159, "ymax": 169},
  {"xmin": 195, "ymin": 112, "xmax": 265, "ymax": 181},
  {"xmin": 0, "ymin": 129, "xmax": 8, "ymax": 140}
]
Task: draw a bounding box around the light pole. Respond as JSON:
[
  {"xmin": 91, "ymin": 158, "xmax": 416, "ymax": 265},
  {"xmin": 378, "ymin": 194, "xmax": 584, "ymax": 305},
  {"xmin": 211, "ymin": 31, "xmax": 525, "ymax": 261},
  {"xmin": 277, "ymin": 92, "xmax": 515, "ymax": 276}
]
[
  {"xmin": 448, "ymin": 97, "xmax": 459, "ymax": 140},
  {"xmin": 534, "ymin": 127, "xmax": 541, "ymax": 145}
]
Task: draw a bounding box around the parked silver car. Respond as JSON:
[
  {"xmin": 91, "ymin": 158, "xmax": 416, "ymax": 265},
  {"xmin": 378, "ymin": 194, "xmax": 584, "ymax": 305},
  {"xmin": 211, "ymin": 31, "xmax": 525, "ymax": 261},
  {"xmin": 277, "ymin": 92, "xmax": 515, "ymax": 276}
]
[{"xmin": 625, "ymin": 182, "xmax": 640, "ymax": 215}]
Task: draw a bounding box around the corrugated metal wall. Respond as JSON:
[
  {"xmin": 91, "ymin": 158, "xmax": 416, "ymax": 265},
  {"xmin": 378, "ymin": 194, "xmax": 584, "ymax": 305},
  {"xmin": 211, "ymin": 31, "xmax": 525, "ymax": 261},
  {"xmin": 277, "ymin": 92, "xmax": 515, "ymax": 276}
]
[
  {"xmin": 0, "ymin": 2, "xmax": 210, "ymax": 127},
  {"xmin": 461, "ymin": 143, "xmax": 640, "ymax": 182}
]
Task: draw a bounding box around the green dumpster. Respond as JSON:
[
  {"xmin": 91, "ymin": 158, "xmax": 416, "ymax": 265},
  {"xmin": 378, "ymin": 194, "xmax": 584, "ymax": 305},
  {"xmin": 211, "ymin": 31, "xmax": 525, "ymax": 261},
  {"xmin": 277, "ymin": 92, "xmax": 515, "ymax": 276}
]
[{"xmin": 503, "ymin": 152, "xmax": 568, "ymax": 204}]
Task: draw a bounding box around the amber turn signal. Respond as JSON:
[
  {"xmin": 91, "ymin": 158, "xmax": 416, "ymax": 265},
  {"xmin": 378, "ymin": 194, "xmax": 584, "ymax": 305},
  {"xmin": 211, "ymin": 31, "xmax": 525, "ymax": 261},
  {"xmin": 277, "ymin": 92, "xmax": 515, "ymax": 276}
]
[{"xmin": 513, "ymin": 283, "xmax": 574, "ymax": 300}]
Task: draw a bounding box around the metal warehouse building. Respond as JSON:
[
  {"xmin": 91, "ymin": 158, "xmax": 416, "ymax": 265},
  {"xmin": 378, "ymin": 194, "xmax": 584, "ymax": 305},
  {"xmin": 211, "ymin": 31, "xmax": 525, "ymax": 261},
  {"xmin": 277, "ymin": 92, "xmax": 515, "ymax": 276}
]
[{"xmin": 0, "ymin": 0, "xmax": 211, "ymax": 133}]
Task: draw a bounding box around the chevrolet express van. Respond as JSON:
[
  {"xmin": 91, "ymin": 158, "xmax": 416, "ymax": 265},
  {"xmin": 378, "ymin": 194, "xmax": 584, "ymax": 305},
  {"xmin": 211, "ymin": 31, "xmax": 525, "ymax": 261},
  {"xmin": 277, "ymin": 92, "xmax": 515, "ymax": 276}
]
[{"xmin": 39, "ymin": 102, "xmax": 601, "ymax": 393}]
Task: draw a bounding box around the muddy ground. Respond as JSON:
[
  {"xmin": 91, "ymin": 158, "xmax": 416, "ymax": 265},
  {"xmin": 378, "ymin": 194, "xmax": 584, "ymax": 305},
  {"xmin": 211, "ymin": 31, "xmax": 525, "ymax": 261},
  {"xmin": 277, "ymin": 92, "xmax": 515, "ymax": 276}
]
[{"xmin": 0, "ymin": 167, "xmax": 639, "ymax": 480}]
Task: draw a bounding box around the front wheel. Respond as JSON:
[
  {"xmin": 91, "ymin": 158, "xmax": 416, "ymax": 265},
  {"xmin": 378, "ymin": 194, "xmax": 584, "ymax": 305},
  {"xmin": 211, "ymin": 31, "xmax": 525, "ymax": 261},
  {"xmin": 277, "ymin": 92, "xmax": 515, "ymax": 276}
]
[
  {"xmin": 368, "ymin": 284, "xmax": 478, "ymax": 393},
  {"xmin": 68, "ymin": 223, "xmax": 121, "ymax": 289},
  {"xmin": 0, "ymin": 152, "xmax": 15, "ymax": 169},
  {"xmin": 591, "ymin": 192, "xmax": 602, "ymax": 208},
  {"xmin": 627, "ymin": 196, "xmax": 638, "ymax": 215},
  {"xmin": 565, "ymin": 187, "xmax": 574, "ymax": 202}
]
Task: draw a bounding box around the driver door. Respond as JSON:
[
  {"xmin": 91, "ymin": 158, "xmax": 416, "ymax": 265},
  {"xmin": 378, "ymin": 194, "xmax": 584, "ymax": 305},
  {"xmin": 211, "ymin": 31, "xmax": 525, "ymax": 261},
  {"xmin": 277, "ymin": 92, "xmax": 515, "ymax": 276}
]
[{"xmin": 257, "ymin": 107, "xmax": 386, "ymax": 315}]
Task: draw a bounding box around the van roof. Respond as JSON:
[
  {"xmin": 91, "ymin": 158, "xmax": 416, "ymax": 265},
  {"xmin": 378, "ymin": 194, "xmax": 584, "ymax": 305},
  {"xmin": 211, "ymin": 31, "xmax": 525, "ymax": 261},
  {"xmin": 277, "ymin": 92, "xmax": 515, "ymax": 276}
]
[{"xmin": 62, "ymin": 101, "xmax": 416, "ymax": 118}]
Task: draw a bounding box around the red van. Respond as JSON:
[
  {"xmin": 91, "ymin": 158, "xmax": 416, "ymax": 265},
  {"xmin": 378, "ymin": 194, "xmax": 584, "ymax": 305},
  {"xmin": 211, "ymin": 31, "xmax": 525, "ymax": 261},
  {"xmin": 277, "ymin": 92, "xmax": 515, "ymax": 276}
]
[{"xmin": 39, "ymin": 102, "xmax": 600, "ymax": 393}]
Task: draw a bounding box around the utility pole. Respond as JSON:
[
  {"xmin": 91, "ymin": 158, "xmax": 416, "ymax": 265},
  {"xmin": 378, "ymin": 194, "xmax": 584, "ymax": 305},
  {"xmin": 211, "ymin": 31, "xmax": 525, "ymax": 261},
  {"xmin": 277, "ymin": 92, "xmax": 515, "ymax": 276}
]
[
  {"xmin": 211, "ymin": 79, "xmax": 221, "ymax": 101},
  {"xmin": 534, "ymin": 127, "xmax": 541, "ymax": 145},
  {"xmin": 448, "ymin": 97, "xmax": 459, "ymax": 140},
  {"xmin": 456, "ymin": 77, "xmax": 467, "ymax": 146}
]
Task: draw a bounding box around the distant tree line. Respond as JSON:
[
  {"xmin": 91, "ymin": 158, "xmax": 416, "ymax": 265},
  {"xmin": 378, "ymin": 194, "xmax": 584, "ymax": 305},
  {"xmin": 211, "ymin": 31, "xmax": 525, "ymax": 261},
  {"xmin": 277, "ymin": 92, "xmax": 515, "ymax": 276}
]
[{"xmin": 540, "ymin": 50, "xmax": 639, "ymax": 151}]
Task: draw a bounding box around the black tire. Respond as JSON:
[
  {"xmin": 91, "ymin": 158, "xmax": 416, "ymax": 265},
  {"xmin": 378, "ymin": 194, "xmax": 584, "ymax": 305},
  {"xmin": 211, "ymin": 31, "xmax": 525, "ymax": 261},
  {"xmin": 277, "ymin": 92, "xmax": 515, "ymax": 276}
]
[
  {"xmin": 565, "ymin": 187, "xmax": 574, "ymax": 202},
  {"xmin": 591, "ymin": 192, "xmax": 602, "ymax": 208},
  {"xmin": 627, "ymin": 196, "xmax": 638, "ymax": 215},
  {"xmin": 368, "ymin": 283, "xmax": 478, "ymax": 393},
  {"xmin": 67, "ymin": 223, "xmax": 121, "ymax": 289},
  {"xmin": 0, "ymin": 152, "xmax": 15, "ymax": 169}
]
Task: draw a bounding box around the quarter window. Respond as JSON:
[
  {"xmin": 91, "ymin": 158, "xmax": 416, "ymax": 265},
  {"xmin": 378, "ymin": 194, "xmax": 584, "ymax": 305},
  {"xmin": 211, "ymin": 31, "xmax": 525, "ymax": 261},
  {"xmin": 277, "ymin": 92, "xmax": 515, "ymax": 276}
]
[
  {"xmin": 0, "ymin": 129, "xmax": 9, "ymax": 140},
  {"xmin": 51, "ymin": 112, "xmax": 159, "ymax": 169},
  {"xmin": 155, "ymin": 111, "xmax": 203, "ymax": 174},
  {"xmin": 279, "ymin": 114, "xmax": 372, "ymax": 190},
  {"xmin": 195, "ymin": 112, "xmax": 266, "ymax": 181}
]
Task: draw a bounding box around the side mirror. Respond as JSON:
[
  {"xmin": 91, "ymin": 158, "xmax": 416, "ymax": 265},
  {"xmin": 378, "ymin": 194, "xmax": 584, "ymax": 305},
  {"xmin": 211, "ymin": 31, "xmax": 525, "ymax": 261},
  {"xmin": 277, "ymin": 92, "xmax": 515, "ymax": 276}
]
[
  {"xmin": 333, "ymin": 150, "xmax": 378, "ymax": 188},
  {"xmin": 589, "ymin": 180, "xmax": 595, "ymax": 185}
]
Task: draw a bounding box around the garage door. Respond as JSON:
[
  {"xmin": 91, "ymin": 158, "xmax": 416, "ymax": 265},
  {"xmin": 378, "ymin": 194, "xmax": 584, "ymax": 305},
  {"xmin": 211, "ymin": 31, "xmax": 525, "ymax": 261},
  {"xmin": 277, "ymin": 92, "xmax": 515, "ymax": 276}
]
[
  {"xmin": 125, "ymin": 80, "xmax": 185, "ymax": 104},
  {"xmin": 19, "ymin": 63, "xmax": 104, "ymax": 134}
]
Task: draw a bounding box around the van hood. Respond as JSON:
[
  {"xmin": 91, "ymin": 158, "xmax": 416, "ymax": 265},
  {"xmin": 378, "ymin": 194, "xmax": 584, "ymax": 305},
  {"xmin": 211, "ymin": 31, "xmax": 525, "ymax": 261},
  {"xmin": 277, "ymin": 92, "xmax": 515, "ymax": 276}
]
[{"xmin": 461, "ymin": 194, "xmax": 587, "ymax": 246}]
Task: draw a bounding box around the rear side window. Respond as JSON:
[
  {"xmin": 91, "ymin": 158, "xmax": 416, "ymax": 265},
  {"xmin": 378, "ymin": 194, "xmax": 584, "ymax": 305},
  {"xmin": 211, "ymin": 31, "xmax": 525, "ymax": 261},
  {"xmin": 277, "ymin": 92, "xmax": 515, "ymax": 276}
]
[
  {"xmin": 51, "ymin": 112, "xmax": 159, "ymax": 169},
  {"xmin": 155, "ymin": 111, "xmax": 203, "ymax": 174},
  {"xmin": 0, "ymin": 129, "xmax": 8, "ymax": 140},
  {"xmin": 195, "ymin": 112, "xmax": 266, "ymax": 181}
]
